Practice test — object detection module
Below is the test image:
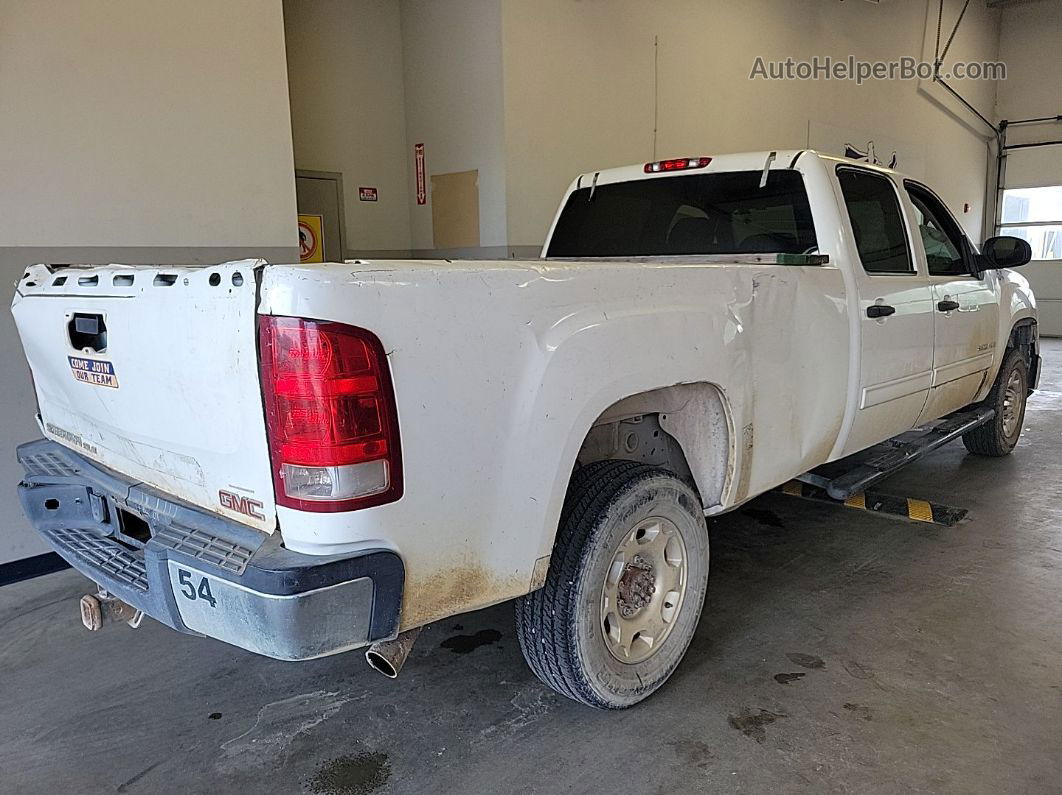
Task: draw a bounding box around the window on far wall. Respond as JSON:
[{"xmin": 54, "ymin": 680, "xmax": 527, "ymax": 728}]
[{"xmin": 998, "ymin": 185, "xmax": 1062, "ymax": 261}]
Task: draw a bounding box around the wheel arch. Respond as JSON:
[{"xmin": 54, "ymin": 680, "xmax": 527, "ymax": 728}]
[
  {"xmin": 1008, "ymin": 317, "xmax": 1039, "ymax": 392},
  {"xmin": 573, "ymin": 382, "xmax": 734, "ymax": 512}
]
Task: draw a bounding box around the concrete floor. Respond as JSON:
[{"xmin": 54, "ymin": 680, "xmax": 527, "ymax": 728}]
[{"xmin": 3, "ymin": 342, "xmax": 1061, "ymax": 794}]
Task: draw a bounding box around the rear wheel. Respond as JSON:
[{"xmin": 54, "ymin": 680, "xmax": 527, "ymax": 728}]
[
  {"xmin": 515, "ymin": 461, "xmax": 709, "ymax": 709},
  {"xmin": 962, "ymin": 348, "xmax": 1028, "ymax": 457}
]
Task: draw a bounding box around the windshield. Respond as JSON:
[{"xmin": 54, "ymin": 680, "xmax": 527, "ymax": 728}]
[{"xmin": 546, "ymin": 169, "xmax": 818, "ymax": 258}]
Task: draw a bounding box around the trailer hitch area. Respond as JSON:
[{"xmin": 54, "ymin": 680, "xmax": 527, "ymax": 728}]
[{"xmin": 79, "ymin": 590, "xmax": 144, "ymax": 631}]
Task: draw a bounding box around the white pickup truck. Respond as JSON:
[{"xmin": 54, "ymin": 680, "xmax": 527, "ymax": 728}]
[{"xmin": 12, "ymin": 150, "xmax": 1040, "ymax": 709}]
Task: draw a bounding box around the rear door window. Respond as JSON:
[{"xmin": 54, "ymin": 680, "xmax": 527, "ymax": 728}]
[
  {"xmin": 546, "ymin": 170, "xmax": 818, "ymax": 258},
  {"xmin": 836, "ymin": 168, "xmax": 914, "ymax": 275}
]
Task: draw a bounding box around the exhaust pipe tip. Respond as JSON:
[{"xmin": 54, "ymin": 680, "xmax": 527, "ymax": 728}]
[
  {"xmin": 365, "ymin": 649, "xmax": 400, "ymax": 678},
  {"xmin": 365, "ymin": 627, "xmax": 422, "ymax": 679}
]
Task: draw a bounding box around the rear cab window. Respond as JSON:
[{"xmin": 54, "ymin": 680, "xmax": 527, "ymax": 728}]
[{"xmin": 546, "ymin": 170, "xmax": 818, "ymax": 258}]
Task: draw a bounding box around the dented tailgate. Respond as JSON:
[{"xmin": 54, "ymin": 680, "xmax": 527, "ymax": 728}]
[{"xmin": 11, "ymin": 260, "xmax": 276, "ymax": 533}]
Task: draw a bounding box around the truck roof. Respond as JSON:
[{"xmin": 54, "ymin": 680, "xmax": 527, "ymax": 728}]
[{"xmin": 570, "ymin": 149, "xmax": 906, "ymax": 190}]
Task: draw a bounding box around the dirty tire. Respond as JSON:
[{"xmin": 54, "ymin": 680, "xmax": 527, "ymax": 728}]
[
  {"xmin": 962, "ymin": 348, "xmax": 1028, "ymax": 457},
  {"xmin": 515, "ymin": 461, "xmax": 709, "ymax": 709}
]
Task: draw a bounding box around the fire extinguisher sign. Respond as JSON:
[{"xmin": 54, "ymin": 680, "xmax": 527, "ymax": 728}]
[{"xmin": 415, "ymin": 143, "xmax": 426, "ymax": 206}]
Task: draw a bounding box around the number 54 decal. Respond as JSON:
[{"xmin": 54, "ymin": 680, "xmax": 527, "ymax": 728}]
[{"xmin": 176, "ymin": 569, "xmax": 217, "ymax": 608}]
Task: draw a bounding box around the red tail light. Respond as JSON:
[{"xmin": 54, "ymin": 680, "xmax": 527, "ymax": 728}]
[
  {"xmin": 259, "ymin": 316, "xmax": 402, "ymax": 512},
  {"xmin": 643, "ymin": 156, "xmax": 712, "ymax": 174}
]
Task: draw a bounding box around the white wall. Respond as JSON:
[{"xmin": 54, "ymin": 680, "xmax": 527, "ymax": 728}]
[
  {"xmin": 502, "ymin": 0, "xmax": 1002, "ymax": 246},
  {"xmin": 284, "ymin": 0, "xmax": 412, "ymax": 254},
  {"xmin": 401, "ymin": 0, "xmax": 507, "ymax": 253},
  {"xmin": 0, "ymin": 0, "xmax": 298, "ymax": 564},
  {"xmin": 0, "ymin": 0, "xmax": 297, "ymax": 251},
  {"xmin": 996, "ymin": 2, "xmax": 1062, "ymax": 335}
]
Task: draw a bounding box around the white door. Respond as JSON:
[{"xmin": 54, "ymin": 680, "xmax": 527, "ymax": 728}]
[
  {"xmin": 835, "ymin": 167, "xmax": 935, "ymax": 456},
  {"xmin": 902, "ymin": 181, "xmax": 999, "ymax": 423}
]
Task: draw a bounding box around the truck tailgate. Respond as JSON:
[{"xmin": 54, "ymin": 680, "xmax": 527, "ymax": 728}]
[{"xmin": 11, "ymin": 260, "xmax": 276, "ymax": 533}]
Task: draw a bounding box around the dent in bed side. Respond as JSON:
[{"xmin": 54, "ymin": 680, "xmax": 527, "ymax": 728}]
[{"xmin": 260, "ymin": 257, "xmax": 850, "ymax": 630}]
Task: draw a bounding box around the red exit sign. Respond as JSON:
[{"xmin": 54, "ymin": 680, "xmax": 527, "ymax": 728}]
[{"xmin": 358, "ymin": 186, "xmax": 378, "ymax": 202}]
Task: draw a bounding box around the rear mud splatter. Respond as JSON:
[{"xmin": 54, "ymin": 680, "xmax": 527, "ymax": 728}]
[{"xmin": 400, "ymin": 565, "xmax": 524, "ymax": 630}]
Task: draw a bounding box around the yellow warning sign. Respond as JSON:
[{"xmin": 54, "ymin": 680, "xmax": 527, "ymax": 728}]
[{"xmin": 298, "ymin": 214, "xmax": 324, "ymax": 263}]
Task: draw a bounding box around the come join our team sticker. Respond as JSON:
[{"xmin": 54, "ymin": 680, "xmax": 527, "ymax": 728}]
[{"xmin": 69, "ymin": 356, "xmax": 119, "ymax": 389}]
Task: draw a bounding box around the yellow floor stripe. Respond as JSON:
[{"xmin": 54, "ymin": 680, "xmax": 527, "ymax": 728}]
[
  {"xmin": 844, "ymin": 493, "xmax": 867, "ymax": 510},
  {"xmin": 906, "ymin": 498, "xmax": 934, "ymax": 523},
  {"xmin": 782, "ymin": 481, "xmax": 803, "ymax": 496}
]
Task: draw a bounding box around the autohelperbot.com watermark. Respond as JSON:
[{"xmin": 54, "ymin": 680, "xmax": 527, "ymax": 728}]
[{"xmin": 750, "ymin": 55, "xmax": 1005, "ymax": 84}]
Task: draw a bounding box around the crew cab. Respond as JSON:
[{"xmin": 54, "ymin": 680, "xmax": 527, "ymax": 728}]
[{"xmin": 11, "ymin": 150, "xmax": 1039, "ymax": 708}]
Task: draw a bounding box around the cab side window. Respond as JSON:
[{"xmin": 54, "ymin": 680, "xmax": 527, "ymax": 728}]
[
  {"xmin": 904, "ymin": 183, "xmax": 967, "ymax": 276},
  {"xmin": 837, "ymin": 168, "xmax": 914, "ymax": 274}
]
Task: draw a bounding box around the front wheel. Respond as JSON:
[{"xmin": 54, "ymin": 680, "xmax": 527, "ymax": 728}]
[
  {"xmin": 962, "ymin": 348, "xmax": 1029, "ymax": 457},
  {"xmin": 515, "ymin": 461, "xmax": 709, "ymax": 709}
]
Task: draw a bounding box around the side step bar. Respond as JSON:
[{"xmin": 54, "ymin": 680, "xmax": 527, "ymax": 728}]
[{"xmin": 800, "ymin": 406, "xmax": 995, "ymax": 501}]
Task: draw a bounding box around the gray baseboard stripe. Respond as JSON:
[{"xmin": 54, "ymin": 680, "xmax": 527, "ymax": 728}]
[
  {"xmin": 0, "ymin": 552, "xmax": 69, "ymax": 587},
  {"xmin": 0, "ymin": 246, "xmax": 299, "ymax": 269}
]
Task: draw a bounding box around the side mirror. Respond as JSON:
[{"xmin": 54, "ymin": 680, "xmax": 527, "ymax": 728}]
[{"xmin": 981, "ymin": 236, "xmax": 1033, "ymax": 270}]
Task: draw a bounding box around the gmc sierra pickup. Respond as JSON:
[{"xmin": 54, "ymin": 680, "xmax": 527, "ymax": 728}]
[{"xmin": 12, "ymin": 150, "xmax": 1040, "ymax": 708}]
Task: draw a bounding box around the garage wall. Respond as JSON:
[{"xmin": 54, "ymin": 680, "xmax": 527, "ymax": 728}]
[
  {"xmin": 0, "ymin": 0, "xmax": 298, "ymax": 565},
  {"xmin": 401, "ymin": 0, "xmax": 508, "ymax": 255},
  {"xmin": 502, "ymin": 0, "xmax": 1001, "ymax": 247},
  {"xmin": 284, "ymin": 0, "xmax": 412, "ymax": 255},
  {"xmin": 996, "ymin": 3, "xmax": 1062, "ymax": 336},
  {"xmin": 0, "ymin": 0, "xmax": 297, "ymax": 255},
  {"xmin": 996, "ymin": 2, "xmax": 1062, "ymax": 147}
]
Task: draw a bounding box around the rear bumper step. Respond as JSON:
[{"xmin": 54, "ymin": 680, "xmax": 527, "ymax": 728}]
[{"xmin": 16, "ymin": 439, "xmax": 404, "ymax": 660}]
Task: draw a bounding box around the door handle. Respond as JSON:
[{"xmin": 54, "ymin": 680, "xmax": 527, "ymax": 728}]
[
  {"xmin": 937, "ymin": 300, "xmax": 960, "ymax": 312},
  {"xmin": 68, "ymin": 312, "xmax": 107, "ymax": 352},
  {"xmin": 866, "ymin": 304, "xmax": 896, "ymax": 319}
]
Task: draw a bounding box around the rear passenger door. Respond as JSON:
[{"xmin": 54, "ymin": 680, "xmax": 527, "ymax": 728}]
[
  {"xmin": 836, "ymin": 167, "xmax": 935, "ymax": 456},
  {"xmin": 902, "ymin": 181, "xmax": 999, "ymax": 423}
]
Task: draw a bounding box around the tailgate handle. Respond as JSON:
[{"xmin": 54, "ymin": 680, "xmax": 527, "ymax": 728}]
[{"xmin": 69, "ymin": 313, "xmax": 107, "ymax": 352}]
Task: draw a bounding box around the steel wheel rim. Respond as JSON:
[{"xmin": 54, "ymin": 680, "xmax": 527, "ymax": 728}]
[
  {"xmin": 599, "ymin": 516, "xmax": 689, "ymax": 664},
  {"xmin": 1002, "ymin": 369, "xmax": 1023, "ymax": 438}
]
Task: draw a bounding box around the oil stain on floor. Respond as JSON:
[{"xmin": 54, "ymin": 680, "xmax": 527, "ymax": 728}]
[
  {"xmin": 727, "ymin": 708, "xmax": 787, "ymax": 743},
  {"xmin": 786, "ymin": 652, "xmax": 826, "ymax": 669},
  {"xmin": 440, "ymin": 629, "xmax": 502, "ymax": 654},
  {"xmin": 741, "ymin": 508, "xmax": 786, "ymax": 528},
  {"xmin": 306, "ymin": 752, "xmax": 390, "ymax": 795}
]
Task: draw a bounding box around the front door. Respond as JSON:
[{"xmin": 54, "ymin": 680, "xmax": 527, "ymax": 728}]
[
  {"xmin": 836, "ymin": 167, "xmax": 936, "ymax": 456},
  {"xmin": 903, "ymin": 181, "xmax": 999, "ymax": 423}
]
